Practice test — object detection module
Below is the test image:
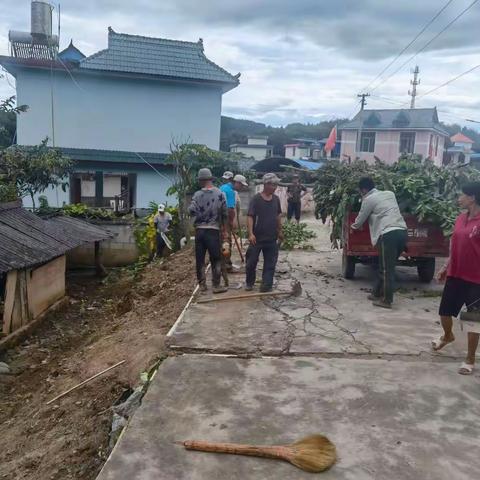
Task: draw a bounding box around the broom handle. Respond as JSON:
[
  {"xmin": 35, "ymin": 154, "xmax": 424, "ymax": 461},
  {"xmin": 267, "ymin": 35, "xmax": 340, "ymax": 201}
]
[{"xmin": 183, "ymin": 440, "xmax": 289, "ymax": 460}]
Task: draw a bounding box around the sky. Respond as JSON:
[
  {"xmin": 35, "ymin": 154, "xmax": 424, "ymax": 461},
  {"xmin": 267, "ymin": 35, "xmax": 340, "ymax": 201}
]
[{"xmin": 1, "ymin": 0, "xmax": 479, "ymax": 128}]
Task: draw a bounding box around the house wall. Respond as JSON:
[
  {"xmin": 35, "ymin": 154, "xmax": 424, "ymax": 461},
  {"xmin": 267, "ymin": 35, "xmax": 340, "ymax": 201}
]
[
  {"xmin": 248, "ymin": 137, "xmax": 268, "ymax": 146},
  {"xmin": 287, "ymin": 146, "xmax": 310, "ymax": 160},
  {"xmin": 340, "ymin": 130, "xmax": 358, "ymax": 161},
  {"xmin": 68, "ymin": 223, "xmax": 140, "ymax": 267},
  {"xmin": 2, "ymin": 256, "xmax": 66, "ymax": 335},
  {"xmin": 26, "ymin": 256, "xmax": 66, "ymax": 319},
  {"xmin": 341, "ymin": 130, "xmax": 446, "ymax": 165},
  {"xmin": 15, "ymin": 68, "xmax": 223, "ymax": 152},
  {"xmin": 231, "ymin": 146, "xmax": 271, "ymax": 161}
]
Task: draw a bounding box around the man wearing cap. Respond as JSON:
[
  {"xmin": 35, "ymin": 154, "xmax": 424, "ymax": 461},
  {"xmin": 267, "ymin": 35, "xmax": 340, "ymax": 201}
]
[
  {"xmin": 220, "ymin": 172, "xmax": 249, "ymax": 271},
  {"xmin": 246, "ymin": 173, "xmax": 283, "ymax": 292},
  {"xmin": 153, "ymin": 204, "xmax": 172, "ymax": 258},
  {"xmin": 287, "ymin": 174, "xmax": 307, "ymax": 223},
  {"xmin": 189, "ymin": 168, "xmax": 228, "ymax": 293},
  {"xmin": 220, "ymin": 171, "xmax": 237, "ymax": 271}
]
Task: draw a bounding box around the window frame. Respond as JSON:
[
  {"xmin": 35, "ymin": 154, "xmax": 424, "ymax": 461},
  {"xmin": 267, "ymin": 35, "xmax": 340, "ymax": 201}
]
[
  {"xmin": 359, "ymin": 131, "xmax": 376, "ymax": 153},
  {"xmin": 399, "ymin": 132, "xmax": 416, "ymax": 154}
]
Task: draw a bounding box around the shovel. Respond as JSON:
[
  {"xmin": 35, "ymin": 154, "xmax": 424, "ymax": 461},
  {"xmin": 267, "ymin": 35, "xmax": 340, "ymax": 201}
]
[{"xmin": 196, "ymin": 281, "xmax": 302, "ymax": 304}]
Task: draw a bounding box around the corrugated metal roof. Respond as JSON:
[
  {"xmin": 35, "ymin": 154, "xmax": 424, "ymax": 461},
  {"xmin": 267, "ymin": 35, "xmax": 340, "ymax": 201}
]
[
  {"xmin": 341, "ymin": 108, "xmax": 449, "ymax": 136},
  {"xmin": 80, "ymin": 29, "xmax": 239, "ymax": 91},
  {"xmin": 294, "ymin": 159, "xmax": 324, "ymax": 171},
  {"xmin": 0, "ymin": 201, "xmax": 114, "ymax": 274}
]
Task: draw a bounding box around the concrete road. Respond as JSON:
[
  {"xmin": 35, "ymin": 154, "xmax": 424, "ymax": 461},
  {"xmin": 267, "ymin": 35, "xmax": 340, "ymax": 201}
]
[
  {"xmin": 98, "ymin": 219, "xmax": 480, "ymax": 480},
  {"xmin": 168, "ymin": 219, "xmax": 473, "ymax": 359}
]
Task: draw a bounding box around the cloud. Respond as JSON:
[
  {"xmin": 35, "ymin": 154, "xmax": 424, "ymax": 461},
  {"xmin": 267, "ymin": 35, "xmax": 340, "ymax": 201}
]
[{"xmin": 0, "ymin": 0, "xmax": 479, "ymax": 128}]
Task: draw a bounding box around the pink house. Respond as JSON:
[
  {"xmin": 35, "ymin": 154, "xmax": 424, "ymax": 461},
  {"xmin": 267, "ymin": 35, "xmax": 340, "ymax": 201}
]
[{"xmin": 340, "ymin": 108, "xmax": 448, "ymax": 166}]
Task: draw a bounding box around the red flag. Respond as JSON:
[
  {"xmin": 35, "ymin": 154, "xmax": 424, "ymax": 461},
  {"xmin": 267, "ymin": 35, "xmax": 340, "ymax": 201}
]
[{"xmin": 325, "ymin": 125, "xmax": 337, "ymax": 153}]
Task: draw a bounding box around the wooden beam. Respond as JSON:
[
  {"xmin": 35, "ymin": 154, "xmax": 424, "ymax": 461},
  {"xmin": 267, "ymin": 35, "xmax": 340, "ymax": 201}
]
[{"xmin": 2, "ymin": 270, "xmax": 17, "ymax": 335}]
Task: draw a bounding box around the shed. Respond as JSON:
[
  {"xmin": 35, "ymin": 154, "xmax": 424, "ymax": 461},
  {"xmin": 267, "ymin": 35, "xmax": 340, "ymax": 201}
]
[{"xmin": 0, "ymin": 201, "xmax": 114, "ymax": 336}]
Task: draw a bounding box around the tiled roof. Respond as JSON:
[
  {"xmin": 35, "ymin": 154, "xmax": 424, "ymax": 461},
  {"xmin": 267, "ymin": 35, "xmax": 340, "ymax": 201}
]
[
  {"xmin": 341, "ymin": 108, "xmax": 449, "ymax": 135},
  {"xmin": 0, "ymin": 201, "xmax": 114, "ymax": 274},
  {"xmin": 79, "ymin": 28, "xmax": 239, "ymax": 91},
  {"xmin": 451, "ymin": 132, "xmax": 474, "ymax": 143},
  {"xmin": 58, "ymin": 40, "xmax": 86, "ymax": 62},
  {"xmin": 59, "ymin": 147, "xmax": 169, "ymax": 165}
]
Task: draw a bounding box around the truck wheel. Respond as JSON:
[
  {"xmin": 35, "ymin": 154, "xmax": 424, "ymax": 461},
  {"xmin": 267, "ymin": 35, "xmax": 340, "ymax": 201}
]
[
  {"xmin": 417, "ymin": 258, "xmax": 435, "ymax": 283},
  {"xmin": 342, "ymin": 252, "xmax": 356, "ymax": 279}
]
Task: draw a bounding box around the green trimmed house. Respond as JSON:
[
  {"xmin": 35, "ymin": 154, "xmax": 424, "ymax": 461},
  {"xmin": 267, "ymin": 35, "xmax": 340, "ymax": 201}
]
[{"xmin": 1, "ymin": 17, "xmax": 239, "ymax": 210}]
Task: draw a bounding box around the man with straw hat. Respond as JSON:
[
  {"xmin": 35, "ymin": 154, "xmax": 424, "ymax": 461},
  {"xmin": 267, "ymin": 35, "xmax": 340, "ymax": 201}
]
[
  {"xmin": 189, "ymin": 168, "xmax": 228, "ymax": 294},
  {"xmin": 245, "ymin": 173, "xmax": 283, "ymax": 293}
]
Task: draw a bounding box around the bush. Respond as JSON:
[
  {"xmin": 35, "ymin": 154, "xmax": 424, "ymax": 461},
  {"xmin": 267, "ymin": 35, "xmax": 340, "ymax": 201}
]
[
  {"xmin": 134, "ymin": 204, "xmax": 180, "ymax": 259},
  {"xmin": 62, "ymin": 203, "xmax": 114, "ymax": 220},
  {"xmin": 281, "ymin": 222, "xmax": 316, "ymax": 250},
  {"xmin": 314, "ymin": 155, "xmax": 480, "ymax": 245}
]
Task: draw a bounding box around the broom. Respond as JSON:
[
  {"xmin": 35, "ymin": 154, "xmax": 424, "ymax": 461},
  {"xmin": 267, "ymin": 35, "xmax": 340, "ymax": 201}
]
[{"xmin": 177, "ymin": 434, "xmax": 336, "ymax": 473}]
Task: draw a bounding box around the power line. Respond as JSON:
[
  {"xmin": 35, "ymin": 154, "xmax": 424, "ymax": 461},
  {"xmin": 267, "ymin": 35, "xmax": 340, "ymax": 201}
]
[
  {"xmin": 370, "ymin": 0, "xmax": 480, "ymax": 93},
  {"xmin": 412, "ymin": 63, "xmax": 480, "ymax": 102},
  {"xmin": 362, "ymin": 0, "xmax": 456, "ymax": 91},
  {"xmin": 369, "ymin": 93, "xmax": 480, "ymax": 123}
]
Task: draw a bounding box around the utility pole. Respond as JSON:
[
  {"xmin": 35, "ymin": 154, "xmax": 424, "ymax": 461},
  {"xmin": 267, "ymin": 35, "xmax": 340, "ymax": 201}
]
[
  {"xmin": 355, "ymin": 94, "xmax": 370, "ymax": 156},
  {"xmin": 408, "ymin": 66, "xmax": 420, "ymax": 109},
  {"xmin": 357, "ymin": 93, "xmax": 370, "ymax": 110}
]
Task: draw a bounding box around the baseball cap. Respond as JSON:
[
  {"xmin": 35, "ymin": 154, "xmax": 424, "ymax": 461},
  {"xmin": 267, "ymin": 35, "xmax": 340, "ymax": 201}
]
[
  {"xmin": 198, "ymin": 168, "xmax": 213, "ymax": 181},
  {"xmin": 158, "ymin": 204, "xmax": 165, "ymax": 212},
  {"xmin": 222, "ymin": 171, "xmax": 234, "ymax": 180},
  {"xmin": 262, "ymin": 173, "xmax": 280, "ymax": 185},
  {"xmin": 233, "ymin": 174, "xmax": 248, "ymax": 187}
]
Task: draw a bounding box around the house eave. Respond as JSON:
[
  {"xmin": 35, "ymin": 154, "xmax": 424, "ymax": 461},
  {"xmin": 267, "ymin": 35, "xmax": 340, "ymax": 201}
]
[{"xmin": 0, "ymin": 55, "xmax": 239, "ymax": 92}]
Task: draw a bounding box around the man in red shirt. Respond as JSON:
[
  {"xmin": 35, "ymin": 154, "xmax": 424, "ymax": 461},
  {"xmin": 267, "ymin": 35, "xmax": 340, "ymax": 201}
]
[{"xmin": 433, "ymin": 182, "xmax": 480, "ymax": 375}]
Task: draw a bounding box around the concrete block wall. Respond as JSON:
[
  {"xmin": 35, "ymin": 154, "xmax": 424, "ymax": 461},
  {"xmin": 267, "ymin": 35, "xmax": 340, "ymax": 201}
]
[{"xmin": 67, "ymin": 222, "xmax": 140, "ymax": 268}]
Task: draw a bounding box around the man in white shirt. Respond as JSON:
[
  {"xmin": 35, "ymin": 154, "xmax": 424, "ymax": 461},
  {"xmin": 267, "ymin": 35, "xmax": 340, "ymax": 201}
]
[
  {"xmin": 351, "ymin": 177, "xmax": 407, "ymax": 309},
  {"xmin": 153, "ymin": 204, "xmax": 172, "ymax": 257}
]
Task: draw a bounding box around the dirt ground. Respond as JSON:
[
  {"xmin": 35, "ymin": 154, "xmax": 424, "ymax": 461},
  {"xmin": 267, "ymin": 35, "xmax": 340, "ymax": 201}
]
[{"xmin": 0, "ymin": 248, "xmax": 195, "ymax": 480}]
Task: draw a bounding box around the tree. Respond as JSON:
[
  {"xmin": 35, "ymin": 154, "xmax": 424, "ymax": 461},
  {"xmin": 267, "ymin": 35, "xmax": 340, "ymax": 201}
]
[
  {"xmin": 166, "ymin": 141, "xmax": 240, "ymax": 243},
  {"xmin": 0, "ymin": 94, "xmax": 28, "ymax": 148},
  {"xmin": 0, "ymin": 140, "xmax": 73, "ymax": 209},
  {"xmin": 0, "ymin": 95, "xmax": 28, "ymax": 115}
]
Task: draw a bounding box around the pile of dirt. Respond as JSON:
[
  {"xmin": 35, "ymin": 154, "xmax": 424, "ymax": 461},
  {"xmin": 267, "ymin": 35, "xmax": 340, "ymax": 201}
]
[{"xmin": 0, "ymin": 248, "xmax": 195, "ymax": 480}]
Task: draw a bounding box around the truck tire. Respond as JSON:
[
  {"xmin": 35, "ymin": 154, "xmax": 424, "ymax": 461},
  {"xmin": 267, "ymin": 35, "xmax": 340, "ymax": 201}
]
[
  {"xmin": 417, "ymin": 258, "xmax": 435, "ymax": 283},
  {"xmin": 342, "ymin": 252, "xmax": 356, "ymax": 279}
]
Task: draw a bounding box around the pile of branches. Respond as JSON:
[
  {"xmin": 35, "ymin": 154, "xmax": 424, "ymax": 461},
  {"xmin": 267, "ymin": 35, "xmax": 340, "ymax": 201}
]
[{"xmin": 313, "ymin": 154, "xmax": 480, "ymax": 245}]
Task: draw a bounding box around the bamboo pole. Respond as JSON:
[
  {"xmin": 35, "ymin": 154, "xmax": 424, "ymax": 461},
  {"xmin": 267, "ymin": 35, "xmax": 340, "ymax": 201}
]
[{"xmin": 46, "ymin": 360, "xmax": 125, "ymax": 405}]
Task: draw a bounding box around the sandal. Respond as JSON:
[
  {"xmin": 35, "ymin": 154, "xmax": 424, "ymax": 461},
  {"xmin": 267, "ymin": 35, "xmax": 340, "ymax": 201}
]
[
  {"xmin": 458, "ymin": 363, "xmax": 474, "ymax": 375},
  {"xmin": 431, "ymin": 335, "xmax": 455, "ymax": 351}
]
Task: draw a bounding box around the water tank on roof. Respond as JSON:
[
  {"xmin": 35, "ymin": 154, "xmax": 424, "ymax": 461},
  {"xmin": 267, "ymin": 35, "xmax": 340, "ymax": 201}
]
[{"xmin": 31, "ymin": 1, "xmax": 53, "ymax": 37}]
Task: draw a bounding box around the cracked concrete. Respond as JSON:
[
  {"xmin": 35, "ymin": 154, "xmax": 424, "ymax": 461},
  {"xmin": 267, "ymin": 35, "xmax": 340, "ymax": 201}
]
[
  {"xmin": 98, "ymin": 218, "xmax": 480, "ymax": 480},
  {"xmin": 168, "ymin": 220, "xmax": 474, "ymax": 360}
]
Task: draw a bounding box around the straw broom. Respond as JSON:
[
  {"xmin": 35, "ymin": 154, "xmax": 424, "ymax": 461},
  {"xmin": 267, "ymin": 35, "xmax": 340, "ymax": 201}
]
[{"xmin": 178, "ymin": 434, "xmax": 336, "ymax": 473}]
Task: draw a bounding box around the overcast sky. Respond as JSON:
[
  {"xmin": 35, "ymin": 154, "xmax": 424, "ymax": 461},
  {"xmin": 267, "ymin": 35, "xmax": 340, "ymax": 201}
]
[{"xmin": 1, "ymin": 0, "xmax": 479, "ymax": 128}]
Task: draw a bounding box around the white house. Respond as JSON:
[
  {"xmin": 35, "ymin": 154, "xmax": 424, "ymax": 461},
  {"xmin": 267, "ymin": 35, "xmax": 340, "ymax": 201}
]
[
  {"xmin": 340, "ymin": 108, "xmax": 448, "ymax": 166},
  {"xmin": 446, "ymin": 133, "xmax": 475, "ymax": 165},
  {"xmin": 1, "ymin": 2, "xmax": 239, "ymax": 209},
  {"xmin": 284, "ymin": 139, "xmax": 325, "ymax": 160},
  {"xmin": 230, "ymin": 135, "xmax": 273, "ymax": 161}
]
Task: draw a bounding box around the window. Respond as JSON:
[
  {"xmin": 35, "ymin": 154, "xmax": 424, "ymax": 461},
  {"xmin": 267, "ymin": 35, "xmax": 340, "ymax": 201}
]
[
  {"xmin": 360, "ymin": 132, "xmax": 376, "ymax": 152},
  {"xmin": 399, "ymin": 132, "xmax": 416, "ymax": 153},
  {"xmin": 435, "ymin": 136, "xmax": 439, "ymax": 156}
]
